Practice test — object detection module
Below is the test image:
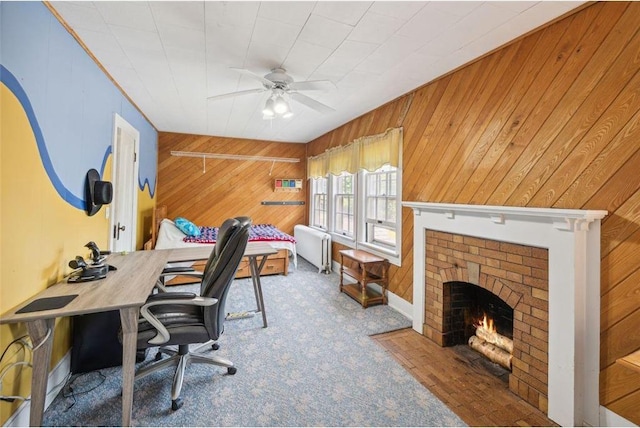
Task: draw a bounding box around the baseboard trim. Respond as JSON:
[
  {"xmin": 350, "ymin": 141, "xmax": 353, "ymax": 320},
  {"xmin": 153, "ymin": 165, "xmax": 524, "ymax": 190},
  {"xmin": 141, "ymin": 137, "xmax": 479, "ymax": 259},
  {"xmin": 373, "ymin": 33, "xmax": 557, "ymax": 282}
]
[
  {"xmin": 387, "ymin": 291, "xmax": 412, "ymax": 321},
  {"xmin": 599, "ymin": 406, "xmax": 638, "ymax": 427},
  {"xmin": 3, "ymin": 350, "xmax": 71, "ymax": 427}
]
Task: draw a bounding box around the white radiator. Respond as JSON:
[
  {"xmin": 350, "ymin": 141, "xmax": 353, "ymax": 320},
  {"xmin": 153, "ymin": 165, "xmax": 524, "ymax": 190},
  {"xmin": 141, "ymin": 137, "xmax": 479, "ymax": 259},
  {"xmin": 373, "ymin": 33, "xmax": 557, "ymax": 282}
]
[{"xmin": 294, "ymin": 225, "xmax": 331, "ymax": 273}]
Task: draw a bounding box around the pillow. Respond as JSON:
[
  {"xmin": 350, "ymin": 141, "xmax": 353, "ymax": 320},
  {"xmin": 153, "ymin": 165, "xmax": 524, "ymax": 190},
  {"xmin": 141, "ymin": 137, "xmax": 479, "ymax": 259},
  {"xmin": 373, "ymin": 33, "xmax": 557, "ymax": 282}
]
[{"xmin": 174, "ymin": 217, "xmax": 201, "ymax": 237}]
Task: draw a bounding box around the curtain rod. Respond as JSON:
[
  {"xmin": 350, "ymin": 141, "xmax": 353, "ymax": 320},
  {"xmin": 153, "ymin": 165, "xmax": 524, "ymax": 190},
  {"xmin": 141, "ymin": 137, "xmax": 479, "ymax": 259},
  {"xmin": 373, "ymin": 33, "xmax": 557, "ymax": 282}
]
[{"xmin": 170, "ymin": 151, "xmax": 300, "ymax": 163}]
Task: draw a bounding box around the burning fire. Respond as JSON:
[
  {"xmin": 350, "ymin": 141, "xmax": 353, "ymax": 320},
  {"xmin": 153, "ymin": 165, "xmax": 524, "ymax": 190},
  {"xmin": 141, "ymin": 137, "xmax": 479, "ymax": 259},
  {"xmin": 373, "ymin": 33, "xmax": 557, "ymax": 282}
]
[
  {"xmin": 476, "ymin": 313, "xmax": 496, "ymax": 334},
  {"xmin": 469, "ymin": 312, "xmax": 514, "ymax": 370}
]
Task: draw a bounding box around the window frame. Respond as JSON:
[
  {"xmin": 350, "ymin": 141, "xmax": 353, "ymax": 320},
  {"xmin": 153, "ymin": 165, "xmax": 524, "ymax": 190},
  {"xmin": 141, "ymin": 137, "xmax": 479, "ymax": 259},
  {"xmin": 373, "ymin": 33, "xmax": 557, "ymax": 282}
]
[
  {"xmin": 308, "ymin": 164, "xmax": 402, "ymax": 266},
  {"xmin": 331, "ymin": 173, "xmax": 356, "ymax": 240},
  {"xmin": 309, "ymin": 176, "xmax": 328, "ymax": 231},
  {"xmin": 357, "ymin": 165, "xmax": 401, "ymax": 265},
  {"xmin": 363, "ymin": 167, "xmax": 398, "ymax": 249}
]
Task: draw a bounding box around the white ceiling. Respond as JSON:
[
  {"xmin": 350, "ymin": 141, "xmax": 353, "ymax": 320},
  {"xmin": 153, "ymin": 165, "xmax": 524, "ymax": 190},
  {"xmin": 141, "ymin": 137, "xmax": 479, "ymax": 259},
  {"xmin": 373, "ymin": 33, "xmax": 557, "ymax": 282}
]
[{"xmin": 51, "ymin": 1, "xmax": 584, "ymax": 143}]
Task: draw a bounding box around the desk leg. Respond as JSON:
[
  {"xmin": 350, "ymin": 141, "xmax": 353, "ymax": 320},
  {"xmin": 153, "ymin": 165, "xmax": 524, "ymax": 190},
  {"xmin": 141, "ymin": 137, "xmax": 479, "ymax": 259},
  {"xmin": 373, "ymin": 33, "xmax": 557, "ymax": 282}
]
[
  {"xmin": 249, "ymin": 255, "xmax": 269, "ymax": 328},
  {"xmin": 120, "ymin": 307, "xmax": 139, "ymax": 427},
  {"xmin": 249, "ymin": 260, "xmax": 261, "ymax": 313},
  {"xmin": 26, "ymin": 318, "xmax": 54, "ymax": 427}
]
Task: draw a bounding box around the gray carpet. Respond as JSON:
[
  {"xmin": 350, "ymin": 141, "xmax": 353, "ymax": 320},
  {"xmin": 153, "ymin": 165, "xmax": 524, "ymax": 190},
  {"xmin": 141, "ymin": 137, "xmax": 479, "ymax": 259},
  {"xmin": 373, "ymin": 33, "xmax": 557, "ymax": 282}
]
[{"xmin": 43, "ymin": 258, "xmax": 465, "ymax": 426}]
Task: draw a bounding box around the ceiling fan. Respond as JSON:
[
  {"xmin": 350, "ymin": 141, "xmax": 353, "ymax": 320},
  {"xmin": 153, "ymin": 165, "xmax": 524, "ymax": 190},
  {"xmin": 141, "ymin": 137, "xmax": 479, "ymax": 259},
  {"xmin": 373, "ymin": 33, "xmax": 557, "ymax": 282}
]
[{"xmin": 207, "ymin": 68, "xmax": 336, "ymax": 118}]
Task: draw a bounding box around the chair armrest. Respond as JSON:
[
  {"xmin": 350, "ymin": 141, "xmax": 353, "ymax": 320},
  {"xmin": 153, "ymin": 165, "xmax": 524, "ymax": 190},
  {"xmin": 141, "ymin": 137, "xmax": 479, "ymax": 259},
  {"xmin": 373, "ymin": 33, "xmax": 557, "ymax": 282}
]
[
  {"xmin": 158, "ymin": 270, "xmax": 204, "ymax": 279},
  {"xmin": 146, "ymin": 292, "xmax": 198, "ymax": 301},
  {"xmin": 156, "ymin": 269, "xmax": 203, "ymax": 292},
  {"xmin": 141, "ymin": 294, "xmax": 218, "ymax": 345}
]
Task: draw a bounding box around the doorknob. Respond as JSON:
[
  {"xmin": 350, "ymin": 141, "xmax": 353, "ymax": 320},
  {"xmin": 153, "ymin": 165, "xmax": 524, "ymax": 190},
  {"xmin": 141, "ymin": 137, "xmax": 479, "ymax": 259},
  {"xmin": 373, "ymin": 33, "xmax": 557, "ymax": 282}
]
[{"xmin": 114, "ymin": 222, "xmax": 126, "ymax": 239}]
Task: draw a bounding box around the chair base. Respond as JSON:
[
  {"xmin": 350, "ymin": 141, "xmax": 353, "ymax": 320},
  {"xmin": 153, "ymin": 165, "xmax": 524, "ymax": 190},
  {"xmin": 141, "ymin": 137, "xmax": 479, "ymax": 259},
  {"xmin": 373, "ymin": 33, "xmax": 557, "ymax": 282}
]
[{"xmin": 135, "ymin": 343, "xmax": 235, "ymax": 410}]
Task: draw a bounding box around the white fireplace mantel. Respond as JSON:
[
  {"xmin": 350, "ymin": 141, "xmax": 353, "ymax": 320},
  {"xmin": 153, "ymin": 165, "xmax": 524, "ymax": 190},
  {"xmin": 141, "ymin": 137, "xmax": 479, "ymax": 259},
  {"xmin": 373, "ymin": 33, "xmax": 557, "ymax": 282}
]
[{"xmin": 403, "ymin": 202, "xmax": 607, "ymax": 427}]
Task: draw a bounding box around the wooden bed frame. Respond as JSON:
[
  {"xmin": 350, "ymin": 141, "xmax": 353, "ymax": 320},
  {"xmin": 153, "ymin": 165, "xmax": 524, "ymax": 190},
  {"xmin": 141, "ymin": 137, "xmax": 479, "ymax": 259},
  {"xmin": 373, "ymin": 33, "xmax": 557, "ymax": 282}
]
[{"xmin": 145, "ymin": 205, "xmax": 289, "ymax": 284}]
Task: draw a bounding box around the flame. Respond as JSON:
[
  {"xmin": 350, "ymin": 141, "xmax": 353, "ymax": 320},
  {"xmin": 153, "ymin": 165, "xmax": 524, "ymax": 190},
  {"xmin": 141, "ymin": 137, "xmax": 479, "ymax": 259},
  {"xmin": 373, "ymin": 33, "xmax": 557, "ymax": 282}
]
[{"xmin": 476, "ymin": 313, "xmax": 496, "ymax": 334}]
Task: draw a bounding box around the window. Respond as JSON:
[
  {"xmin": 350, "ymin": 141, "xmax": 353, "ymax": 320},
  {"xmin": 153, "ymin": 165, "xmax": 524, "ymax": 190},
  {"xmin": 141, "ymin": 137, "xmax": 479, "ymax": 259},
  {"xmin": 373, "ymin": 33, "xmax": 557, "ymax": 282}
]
[
  {"xmin": 307, "ymin": 128, "xmax": 402, "ymax": 265},
  {"xmin": 332, "ymin": 173, "xmax": 355, "ymax": 238},
  {"xmin": 310, "ymin": 177, "xmax": 327, "ymax": 230},
  {"xmin": 309, "ymin": 165, "xmax": 401, "ymax": 265},
  {"xmin": 364, "ymin": 165, "xmax": 397, "ymax": 249}
]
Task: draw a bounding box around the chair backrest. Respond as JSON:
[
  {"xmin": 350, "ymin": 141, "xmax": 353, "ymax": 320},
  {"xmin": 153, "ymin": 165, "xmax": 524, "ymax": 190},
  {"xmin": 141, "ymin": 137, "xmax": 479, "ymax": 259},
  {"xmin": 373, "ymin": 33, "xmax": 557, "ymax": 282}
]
[
  {"xmin": 199, "ymin": 216, "xmax": 252, "ymax": 279},
  {"xmin": 200, "ymin": 218, "xmax": 235, "ymax": 278},
  {"xmin": 234, "ymin": 216, "xmax": 252, "ymax": 229},
  {"xmin": 200, "ymin": 218, "xmax": 250, "ymax": 339}
]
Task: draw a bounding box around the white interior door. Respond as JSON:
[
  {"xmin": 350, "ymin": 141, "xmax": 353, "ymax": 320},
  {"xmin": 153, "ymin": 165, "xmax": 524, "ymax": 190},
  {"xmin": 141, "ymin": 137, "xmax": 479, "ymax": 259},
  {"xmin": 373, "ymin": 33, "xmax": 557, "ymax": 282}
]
[{"xmin": 110, "ymin": 114, "xmax": 140, "ymax": 252}]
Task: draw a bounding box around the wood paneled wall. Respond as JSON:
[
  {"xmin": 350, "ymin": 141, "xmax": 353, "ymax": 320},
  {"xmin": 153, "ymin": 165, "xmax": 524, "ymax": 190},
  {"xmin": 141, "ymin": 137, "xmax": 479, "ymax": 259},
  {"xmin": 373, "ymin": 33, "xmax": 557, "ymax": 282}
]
[
  {"xmin": 307, "ymin": 2, "xmax": 640, "ymax": 423},
  {"xmin": 157, "ymin": 133, "xmax": 306, "ymax": 235}
]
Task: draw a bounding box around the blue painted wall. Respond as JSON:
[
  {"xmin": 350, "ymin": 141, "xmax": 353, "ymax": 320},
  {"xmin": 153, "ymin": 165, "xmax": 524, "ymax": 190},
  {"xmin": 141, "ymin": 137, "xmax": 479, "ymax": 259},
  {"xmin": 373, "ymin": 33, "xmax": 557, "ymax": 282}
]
[
  {"xmin": 0, "ymin": 1, "xmax": 157, "ymax": 208},
  {"xmin": 1, "ymin": 4, "xmax": 158, "ymax": 422}
]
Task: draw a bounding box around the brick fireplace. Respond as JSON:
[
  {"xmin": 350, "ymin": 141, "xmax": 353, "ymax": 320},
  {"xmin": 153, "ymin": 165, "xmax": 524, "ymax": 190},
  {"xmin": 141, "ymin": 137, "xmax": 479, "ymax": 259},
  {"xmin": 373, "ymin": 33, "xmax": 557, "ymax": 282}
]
[
  {"xmin": 403, "ymin": 202, "xmax": 607, "ymax": 427},
  {"xmin": 424, "ymin": 230, "xmax": 550, "ymax": 412}
]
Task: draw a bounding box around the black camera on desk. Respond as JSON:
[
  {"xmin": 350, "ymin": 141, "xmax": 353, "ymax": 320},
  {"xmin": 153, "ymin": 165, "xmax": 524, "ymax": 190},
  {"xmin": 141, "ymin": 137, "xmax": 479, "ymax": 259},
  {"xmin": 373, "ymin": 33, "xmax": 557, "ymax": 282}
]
[{"xmin": 67, "ymin": 241, "xmax": 115, "ymax": 283}]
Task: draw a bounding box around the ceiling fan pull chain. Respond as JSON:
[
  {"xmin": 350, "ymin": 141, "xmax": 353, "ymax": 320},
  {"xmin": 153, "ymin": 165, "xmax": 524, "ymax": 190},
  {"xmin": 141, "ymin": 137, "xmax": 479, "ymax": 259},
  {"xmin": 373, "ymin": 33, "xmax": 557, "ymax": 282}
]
[
  {"xmin": 269, "ymin": 160, "xmax": 275, "ymax": 176},
  {"xmin": 202, "ymin": 155, "xmax": 206, "ymax": 174}
]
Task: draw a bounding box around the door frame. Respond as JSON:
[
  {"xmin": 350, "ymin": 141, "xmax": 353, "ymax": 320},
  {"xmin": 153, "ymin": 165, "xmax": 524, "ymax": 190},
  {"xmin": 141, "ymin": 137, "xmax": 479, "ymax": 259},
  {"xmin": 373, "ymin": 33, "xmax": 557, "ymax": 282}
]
[{"xmin": 109, "ymin": 113, "xmax": 140, "ymax": 252}]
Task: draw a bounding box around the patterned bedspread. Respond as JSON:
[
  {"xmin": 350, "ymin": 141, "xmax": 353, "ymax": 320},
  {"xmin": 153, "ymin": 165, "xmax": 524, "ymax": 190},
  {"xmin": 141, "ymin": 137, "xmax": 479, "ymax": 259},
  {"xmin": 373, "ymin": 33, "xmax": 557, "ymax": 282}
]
[{"xmin": 183, "ymin": 224, "xmax": 296, "ymax": 244}]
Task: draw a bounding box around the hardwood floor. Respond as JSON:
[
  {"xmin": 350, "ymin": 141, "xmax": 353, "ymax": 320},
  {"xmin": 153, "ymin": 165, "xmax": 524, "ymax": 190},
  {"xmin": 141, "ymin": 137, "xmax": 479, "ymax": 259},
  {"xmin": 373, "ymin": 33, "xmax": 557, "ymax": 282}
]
[{"xmin": 372, "ymin": 328, "xmax": 558, "ymax": 427}]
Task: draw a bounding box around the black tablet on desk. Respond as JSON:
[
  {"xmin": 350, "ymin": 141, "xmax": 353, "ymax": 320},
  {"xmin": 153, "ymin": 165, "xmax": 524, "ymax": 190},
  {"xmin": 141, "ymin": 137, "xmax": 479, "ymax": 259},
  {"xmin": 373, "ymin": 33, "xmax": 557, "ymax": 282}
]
[{"xmin": 16, "ymin": 295, "xmax": 78, "ymax": 314}]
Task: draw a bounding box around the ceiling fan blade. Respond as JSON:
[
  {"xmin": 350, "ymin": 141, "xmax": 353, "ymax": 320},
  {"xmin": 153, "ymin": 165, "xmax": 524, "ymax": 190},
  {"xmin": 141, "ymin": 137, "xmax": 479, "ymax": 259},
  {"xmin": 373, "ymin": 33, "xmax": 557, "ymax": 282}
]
[
  {"xmin": 207, "ymin": 88, "xmax": 265, "ymax": 101},
  {"xmin": 289, "ymin": 92, "xmax": 335, "ymax": 114},
  {"xmin": 288, "ymin": 80, "xmax": 336, "ymax": 91},
  {"xmin": 230, "ymin": 67, "xmax": 275, "ymax": 88}
]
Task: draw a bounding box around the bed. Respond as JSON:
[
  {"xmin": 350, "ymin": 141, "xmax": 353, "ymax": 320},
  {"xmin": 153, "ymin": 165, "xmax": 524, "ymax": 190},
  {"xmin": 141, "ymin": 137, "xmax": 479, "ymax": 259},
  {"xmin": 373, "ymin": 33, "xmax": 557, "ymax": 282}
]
[{"xmin": 145, "ymin": 206, "xmax": 297, "ymax": 284}]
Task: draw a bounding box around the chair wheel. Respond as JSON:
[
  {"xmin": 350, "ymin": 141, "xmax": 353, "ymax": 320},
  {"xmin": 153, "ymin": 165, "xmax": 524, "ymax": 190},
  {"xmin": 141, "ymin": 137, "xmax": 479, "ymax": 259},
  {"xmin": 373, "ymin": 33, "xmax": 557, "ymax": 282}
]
[
  {"xmin": 212, "ymin": 343, "xmax": 220, "ymax": 351},
  {"xmin": 227, "ymin": 366, "xmax": 237, "ymax": 375},
  {"xmin": 171, "ymin": 398, "xmax": 183, "ymax": 411}
]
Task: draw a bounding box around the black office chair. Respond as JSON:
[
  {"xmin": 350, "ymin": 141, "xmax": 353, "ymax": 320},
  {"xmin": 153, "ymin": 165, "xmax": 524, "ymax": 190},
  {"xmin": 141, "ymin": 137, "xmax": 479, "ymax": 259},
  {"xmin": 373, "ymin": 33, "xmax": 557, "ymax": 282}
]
[
  {"xmin": 135, "ymin": 217, "xmax": 250, "ymax": 410},
  {"xmin": 156, "ymin": 216, "xmax": 253, "ymax": 292}
]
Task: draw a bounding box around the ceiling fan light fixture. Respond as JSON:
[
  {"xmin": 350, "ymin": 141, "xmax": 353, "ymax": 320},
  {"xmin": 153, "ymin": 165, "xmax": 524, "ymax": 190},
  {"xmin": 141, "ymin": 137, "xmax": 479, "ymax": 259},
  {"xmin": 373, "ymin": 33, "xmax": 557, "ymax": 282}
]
[
  {"xmin": 209, "ymin": 68, "xmax": 336, "ymax": 118},
  {"xmin": 274, "ymin": 95, "xmax": 289, "ymax": 114},
  {"xmin": 262, "ymin": 98, "xmax": 275, "ymax": 117}
]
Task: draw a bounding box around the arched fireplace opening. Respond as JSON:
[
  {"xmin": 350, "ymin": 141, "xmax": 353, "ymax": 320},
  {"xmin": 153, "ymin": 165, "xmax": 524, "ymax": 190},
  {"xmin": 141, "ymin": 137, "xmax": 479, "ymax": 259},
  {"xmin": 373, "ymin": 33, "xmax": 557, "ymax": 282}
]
[
  {"xmin": 444, "ymin": 281, "xmax": 514, "ymax": 345},
  {"xmin": 444, "ymin": 281, "xmax": 514, "ymax": 370}
]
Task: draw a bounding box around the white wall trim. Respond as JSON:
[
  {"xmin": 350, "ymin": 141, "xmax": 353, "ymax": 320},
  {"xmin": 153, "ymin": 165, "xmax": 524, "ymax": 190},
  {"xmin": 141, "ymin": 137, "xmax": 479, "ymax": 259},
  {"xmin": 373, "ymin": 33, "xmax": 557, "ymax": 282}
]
[
  {"xmin": 599, "ymin": 406, "xmax": 638, "ymax": 427},
  {"xmin": 387, "ymin": 291, "xmax": 412, "ymax": 320},
  {"xmin": 3, "ymin": 350, "xmax": 70, "ymax": 427},
  {"xmin": 110, "ymin": 113, "xmax": 140, "ymax": 252},
  {"xmin": 331, "ymin": 259, "xmax": 341, "ymax": 275}
]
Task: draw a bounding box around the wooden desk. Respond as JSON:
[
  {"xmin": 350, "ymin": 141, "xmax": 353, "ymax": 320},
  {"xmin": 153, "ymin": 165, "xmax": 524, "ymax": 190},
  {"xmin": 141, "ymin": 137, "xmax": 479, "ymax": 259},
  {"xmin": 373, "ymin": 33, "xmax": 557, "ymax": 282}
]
[
  {"xmin": 163, "ymin": 242, "xmax": 278, "ymax": 328},
  {"xmin": 339, "ymin": 249, "xmax": 389, "ymax": 308},
  {"xmin": 0, "ymin": 243, "xmax": 277, "ymax": 426},
  {"xmin": 0, "ymin": 250, "xmax": 170, "ymax": 427}
]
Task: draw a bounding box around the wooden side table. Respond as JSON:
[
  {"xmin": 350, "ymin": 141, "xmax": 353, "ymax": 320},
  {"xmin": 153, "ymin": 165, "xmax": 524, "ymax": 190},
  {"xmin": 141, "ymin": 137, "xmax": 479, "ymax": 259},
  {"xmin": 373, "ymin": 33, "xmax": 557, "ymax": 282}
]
[{"xmin": 339, "ymin": 249, "xmax": 389, "ymax": 308}]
